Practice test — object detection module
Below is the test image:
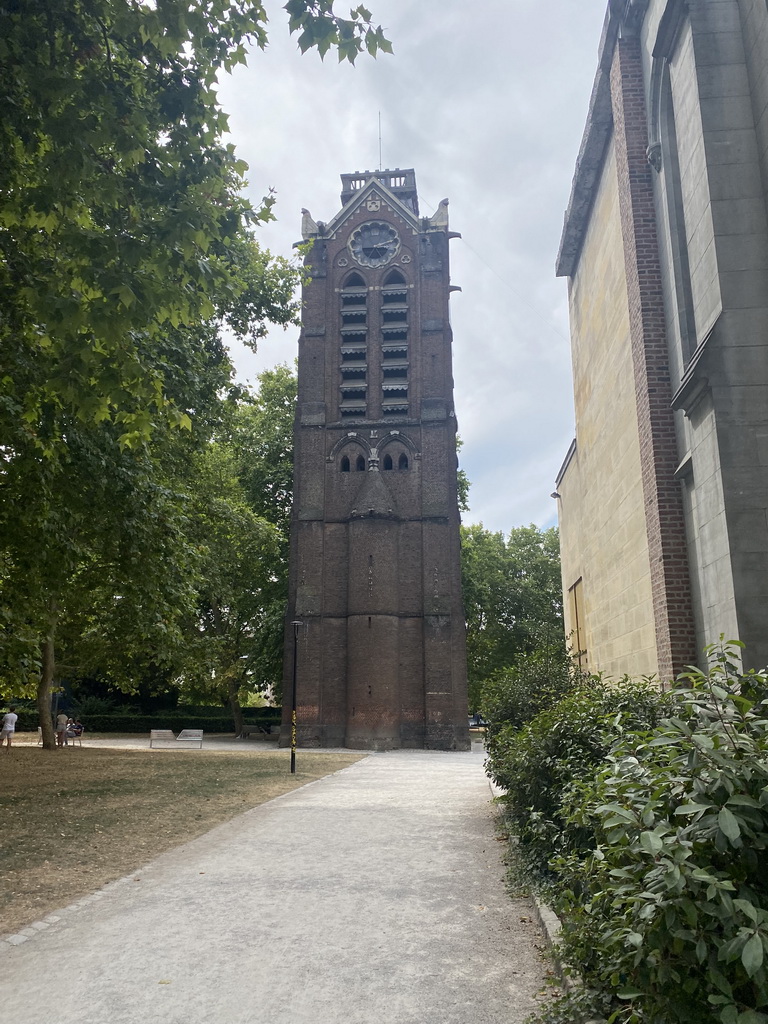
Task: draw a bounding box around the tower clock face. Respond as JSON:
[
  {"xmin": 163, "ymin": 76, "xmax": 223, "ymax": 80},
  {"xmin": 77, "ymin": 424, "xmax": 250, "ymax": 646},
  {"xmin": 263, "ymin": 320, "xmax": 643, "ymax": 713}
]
[{"xmin": 348, "ymin": 221, "xmax": 400, "ymax": 268}]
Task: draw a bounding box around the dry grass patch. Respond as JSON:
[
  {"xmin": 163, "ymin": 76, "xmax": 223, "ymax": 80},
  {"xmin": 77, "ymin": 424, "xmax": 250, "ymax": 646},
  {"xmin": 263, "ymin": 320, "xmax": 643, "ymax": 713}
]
[{"xmin": 0, "ymin": 742, "xmax": 363, "ymax": 935}]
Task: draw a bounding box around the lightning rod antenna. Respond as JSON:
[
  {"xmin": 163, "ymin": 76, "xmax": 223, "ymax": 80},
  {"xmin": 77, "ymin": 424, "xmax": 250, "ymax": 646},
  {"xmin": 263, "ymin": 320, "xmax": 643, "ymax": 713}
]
[{"xmin": 378, "ymin": 112, "xmax": 382, "ymax": 171}]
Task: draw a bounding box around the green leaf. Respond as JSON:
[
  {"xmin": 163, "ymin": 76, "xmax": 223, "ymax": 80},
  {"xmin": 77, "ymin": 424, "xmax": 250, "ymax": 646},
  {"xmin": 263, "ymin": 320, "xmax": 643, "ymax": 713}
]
[
  {"xmin": 734, "ymin": 899, "xmax": 759, "ymax": 923},
  {"xmin": 675, "ymin": 802, "xmax": 711, "ymax": 815},
  {"xmin": 718, "ymin": 806, "xmax": 741, "ymax": 843},
  {"xmin": 728, "ymin": 794, "xmax": 761, "ymax": 808},
  {"xmin": 742, "ymin": 932, "xmax": 764, "ymax": 977},
  {"xmin": 640, "ymin": 830, "xmax": 663, "ymax": 855}
]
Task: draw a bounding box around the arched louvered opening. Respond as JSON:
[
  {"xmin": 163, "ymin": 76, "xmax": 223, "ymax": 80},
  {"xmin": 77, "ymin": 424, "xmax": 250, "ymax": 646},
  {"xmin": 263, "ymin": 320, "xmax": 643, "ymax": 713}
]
[
  {"xmin": 383, "ymin": 269, "xmax": 406, "ymax": 286},
  {"xmin": 341, "ymin": 273, "xmax": 368, "ymax": 418},
  {"xmin": 381, "ymin": 269, "xmax": 408, "ymax": 416}
]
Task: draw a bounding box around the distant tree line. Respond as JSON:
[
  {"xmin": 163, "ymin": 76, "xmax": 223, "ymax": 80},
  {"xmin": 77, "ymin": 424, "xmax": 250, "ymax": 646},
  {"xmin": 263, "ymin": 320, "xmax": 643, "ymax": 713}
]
[{"xmin": 461, "ymin": 523, "xmax": 564, "ymax": 712}]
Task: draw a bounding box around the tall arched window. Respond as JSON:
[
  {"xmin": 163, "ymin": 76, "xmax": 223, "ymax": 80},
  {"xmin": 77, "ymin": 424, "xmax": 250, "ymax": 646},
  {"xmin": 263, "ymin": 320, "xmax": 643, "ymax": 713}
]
[
  {"xmin": 382, "ymin": 454, "xmax": 393, "ymax": 470},
  {"xmin": 356, "ymin": 454, "xmax": 366, "ymax": 472},
  {"xmin": 340, "ymin": 455, "xmax": 350, "ymax": 472},
  {"xmin": 398, "ymin": 453, "xmax": 409, "ymax": 471}
]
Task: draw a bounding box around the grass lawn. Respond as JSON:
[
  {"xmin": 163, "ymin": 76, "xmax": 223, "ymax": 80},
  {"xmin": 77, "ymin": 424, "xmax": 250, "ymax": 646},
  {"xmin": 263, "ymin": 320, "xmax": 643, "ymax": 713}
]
[{"xmin": 0, "ymin": 737, "xmax": 364, "ymax": 935}]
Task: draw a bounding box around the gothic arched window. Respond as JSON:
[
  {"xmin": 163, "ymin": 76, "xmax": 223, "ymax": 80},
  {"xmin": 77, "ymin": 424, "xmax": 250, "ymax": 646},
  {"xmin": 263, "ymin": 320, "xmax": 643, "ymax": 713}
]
[
  {"xmin": 398, "ymin": 453, "xmax": 409, "ymax": 471},
  {"xmin": 356, "ymin": 454, "xmax": 366, "ymax": 472},
  {"xmin": 383, "ymin": 268, "xmax": 406, "ymax": 286},
  {"xmin": 382, "ymin": 454, "xmax": 393, "ymax": 471},
  {"xmin": 340, "ymin": 455, "xmax": 350, "ymax": 472}
]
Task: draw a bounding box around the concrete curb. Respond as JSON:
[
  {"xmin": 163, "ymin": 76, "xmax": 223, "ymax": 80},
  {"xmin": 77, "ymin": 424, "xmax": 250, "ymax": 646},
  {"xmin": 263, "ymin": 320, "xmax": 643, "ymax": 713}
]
[
  {"xmin": 486, "ymin": 776, "xmax": 578, "ymax": 993},
  {"xmin": 487, "ymin": 776, "xmax": 608, "ymax": 1022}
]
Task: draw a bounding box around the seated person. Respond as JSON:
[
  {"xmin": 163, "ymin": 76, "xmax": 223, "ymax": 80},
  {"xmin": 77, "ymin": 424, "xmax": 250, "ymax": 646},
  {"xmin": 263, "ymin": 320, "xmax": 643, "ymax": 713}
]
[{"xmin": 66, "ymin": 717, "xmax": 84, "ymax": 739}]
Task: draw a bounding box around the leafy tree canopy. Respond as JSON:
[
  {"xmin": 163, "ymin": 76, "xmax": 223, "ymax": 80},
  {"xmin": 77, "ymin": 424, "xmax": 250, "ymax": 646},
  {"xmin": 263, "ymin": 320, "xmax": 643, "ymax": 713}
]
[
  {"xmin": 461, "ymin": 523, "xmax": 563, "ymax": 707},
  {"xmin": 175, "ymin": 363, "xmax": 298, "ymax": 719},
  {"xmin": 0, "ymin": 0, "xmax": 388, "ymax": 452},
  {"xmin": 0, "ymin": 1, "xmax": 387, "ymax": 743}
]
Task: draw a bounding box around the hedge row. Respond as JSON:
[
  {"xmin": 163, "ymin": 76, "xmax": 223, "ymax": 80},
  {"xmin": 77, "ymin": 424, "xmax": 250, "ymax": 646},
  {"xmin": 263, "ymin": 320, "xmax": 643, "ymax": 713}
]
[{"xmin": 12, "ymin": 708, "xmax": 282, "ymax": 734}]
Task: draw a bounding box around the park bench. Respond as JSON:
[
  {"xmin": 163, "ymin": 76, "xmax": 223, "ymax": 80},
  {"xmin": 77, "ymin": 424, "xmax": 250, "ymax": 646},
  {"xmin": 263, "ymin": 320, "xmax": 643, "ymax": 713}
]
[
  {"xmin": 149, "ymin": 729, "xmax": 204, "ymax": 749},
  {"xmin": 238, "ymin": 723, "xmax": 273, "ymax": 739}
]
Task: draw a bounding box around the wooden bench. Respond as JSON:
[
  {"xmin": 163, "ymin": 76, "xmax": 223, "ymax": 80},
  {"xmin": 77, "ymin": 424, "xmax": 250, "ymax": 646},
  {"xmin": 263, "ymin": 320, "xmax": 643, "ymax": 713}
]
[
  {"xmin": 150, "ymin": 729, "xmax": 204, "ymax": 749},
  {"xmin": 238, "ymin": 723, "xmax": 271, "ymax": 739}
]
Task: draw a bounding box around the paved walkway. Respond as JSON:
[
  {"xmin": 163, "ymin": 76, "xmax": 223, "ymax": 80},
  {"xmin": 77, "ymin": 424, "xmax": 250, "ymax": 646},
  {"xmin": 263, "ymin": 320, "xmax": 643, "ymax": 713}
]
[{"xmin": 0, "ymin": 749, "xmax": 550, "ymax": 1024}]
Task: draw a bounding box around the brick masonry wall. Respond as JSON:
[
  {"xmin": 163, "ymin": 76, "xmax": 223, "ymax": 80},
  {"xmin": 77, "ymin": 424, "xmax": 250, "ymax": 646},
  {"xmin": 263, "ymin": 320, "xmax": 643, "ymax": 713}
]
[
  {"xmin": 610, "ymin": 35, "xmax": 698, "ymax": 679},
  {"xmin": 283, "ymin": 178, "xmax": 469, "ymax": 749}
]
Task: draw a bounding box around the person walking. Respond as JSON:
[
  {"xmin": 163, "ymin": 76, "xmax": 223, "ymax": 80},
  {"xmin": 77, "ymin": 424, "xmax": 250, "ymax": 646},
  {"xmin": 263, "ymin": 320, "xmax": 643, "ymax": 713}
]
[{"xmin": 1, "ymin": 706, "xmax": 18, "ymax": 753}]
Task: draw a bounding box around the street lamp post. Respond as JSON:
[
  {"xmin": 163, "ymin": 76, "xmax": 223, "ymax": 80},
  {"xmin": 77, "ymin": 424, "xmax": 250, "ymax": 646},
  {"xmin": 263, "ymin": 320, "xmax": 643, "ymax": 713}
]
[{"xmin": 290, "ymin": 620, "xmax": 303, "ymax": 774}]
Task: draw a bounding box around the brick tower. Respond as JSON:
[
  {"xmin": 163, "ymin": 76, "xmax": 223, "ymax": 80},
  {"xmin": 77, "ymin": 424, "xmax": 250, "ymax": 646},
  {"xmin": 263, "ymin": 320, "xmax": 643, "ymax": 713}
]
[{"xmin": 282, "ymin": 168, "xmax": 470, "ymax": 751}]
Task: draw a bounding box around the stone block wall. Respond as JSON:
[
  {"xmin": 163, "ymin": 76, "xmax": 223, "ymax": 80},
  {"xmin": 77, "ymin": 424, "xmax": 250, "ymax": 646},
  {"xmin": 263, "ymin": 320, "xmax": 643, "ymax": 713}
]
[{"xmin": 558, "ymin": 138, "xmax": 659, "ymax": 679}]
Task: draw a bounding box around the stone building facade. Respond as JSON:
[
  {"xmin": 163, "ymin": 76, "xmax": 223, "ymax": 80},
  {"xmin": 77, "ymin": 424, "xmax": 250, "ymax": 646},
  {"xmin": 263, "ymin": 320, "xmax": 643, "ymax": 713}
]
[
  {"xmin": 282, "ymin": 169, "xmax": 470, "ymax": 750},
  {"xmin": 555, "ymin": 0, "xmax": 768, "ymax": 678}
]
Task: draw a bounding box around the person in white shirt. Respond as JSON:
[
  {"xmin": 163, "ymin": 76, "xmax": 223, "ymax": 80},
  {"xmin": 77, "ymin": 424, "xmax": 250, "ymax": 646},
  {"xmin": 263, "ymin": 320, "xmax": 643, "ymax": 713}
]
[
  {"xmin": 55, "ymin": 711, "xmax": 68, "ymax": 747},
  {"xmin": 1, "ymin": 707, "xmax": 18, "ymax": 752}
]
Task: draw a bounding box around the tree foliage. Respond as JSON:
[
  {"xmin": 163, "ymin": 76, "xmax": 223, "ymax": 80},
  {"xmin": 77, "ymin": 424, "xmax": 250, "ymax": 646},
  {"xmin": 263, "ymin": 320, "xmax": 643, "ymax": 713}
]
[
  {"xmin": 1, "ymin": 0, "xmax": 386, "ymax": 448},
  {"xmin": 0, "ymin": 329, "xmax": 232, "ymax": 743},
  {"xmin": 285, "ymin": 1, "xmax": 392, "ymax": 62},
  {"xmin": 461, "ymin": 523, "xmax": 563, "ymax": 707},
  {"xmin": 175, "ymin": 364, "xmax": 297, "ymax": 720},
  {"xmin": 236, "ymin": 363, "xmax": 297, "ymax": 536},
  {"xmin": 2, "ymin": 0, "xmax": 250, "ymax": 448},
  {"xmin": 230, "ymin": 364, "xmax": 298, "ymax": 699},
  {"xmin": 0, "ymin": 1, "xmax": 385, "ymax": 742},
  {"xmin": 176, "ymin": 435, "xmax": 280, "ymax": 734}
]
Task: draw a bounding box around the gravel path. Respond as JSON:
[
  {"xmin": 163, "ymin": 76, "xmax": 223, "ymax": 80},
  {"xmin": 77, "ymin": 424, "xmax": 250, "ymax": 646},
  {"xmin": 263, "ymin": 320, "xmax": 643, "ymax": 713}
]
[{"xmin": 0, "ymin": 747, "xmax": 550, "ymax": 1024}]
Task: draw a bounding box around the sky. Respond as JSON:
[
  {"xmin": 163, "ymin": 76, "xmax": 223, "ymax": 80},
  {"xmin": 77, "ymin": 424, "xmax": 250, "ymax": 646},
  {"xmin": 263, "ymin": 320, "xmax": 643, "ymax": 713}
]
[{"xmin": 217, "ymin": 0, "xmax": 609, "ymax": 534}]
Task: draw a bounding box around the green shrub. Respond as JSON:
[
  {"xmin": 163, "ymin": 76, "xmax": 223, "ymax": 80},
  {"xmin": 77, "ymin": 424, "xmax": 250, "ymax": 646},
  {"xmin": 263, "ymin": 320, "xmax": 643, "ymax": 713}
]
[
  {"xmin": 493, "ymin": 677, "xmax": 673, "ymax": 884},
  {"xmin": 481, "ymin": 643, "xmax": 589, "ymax": 741},
  {"xmin": 551, "ymin": 644, "xmax": 768, "ymax": 1024}
]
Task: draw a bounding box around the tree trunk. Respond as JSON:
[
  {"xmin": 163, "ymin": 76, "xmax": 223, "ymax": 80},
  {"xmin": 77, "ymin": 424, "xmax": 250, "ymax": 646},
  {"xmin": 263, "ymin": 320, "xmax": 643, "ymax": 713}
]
[
  {"xmin": 227, "ymin": 676, "xmax": 244, "ymax": 738},
  {"xmin": 37, "ymin": 600, "xmax": 58, "ymax": 750}
]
